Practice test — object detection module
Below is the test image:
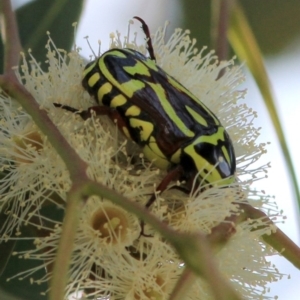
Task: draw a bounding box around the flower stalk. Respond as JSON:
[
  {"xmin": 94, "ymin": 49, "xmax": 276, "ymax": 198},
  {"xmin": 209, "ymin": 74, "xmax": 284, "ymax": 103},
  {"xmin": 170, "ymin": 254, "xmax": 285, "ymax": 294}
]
[{"xmin": 0, "ymin": 0, "xmax": 22, "ymax": 74}]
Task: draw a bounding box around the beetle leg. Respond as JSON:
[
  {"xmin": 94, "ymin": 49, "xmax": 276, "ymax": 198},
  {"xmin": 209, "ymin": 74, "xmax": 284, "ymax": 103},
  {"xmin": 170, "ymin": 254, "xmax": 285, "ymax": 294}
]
[
  {"xmin": 53, "ymin": 103, "xmax": 111, "ymax": 120},
  {"xmin": 140, "ymin": 165, "xmax": 184, "ymax": 236},
  {"xmin": 145, "ymin": 165, "xmax": 184, "ymax": 208}
]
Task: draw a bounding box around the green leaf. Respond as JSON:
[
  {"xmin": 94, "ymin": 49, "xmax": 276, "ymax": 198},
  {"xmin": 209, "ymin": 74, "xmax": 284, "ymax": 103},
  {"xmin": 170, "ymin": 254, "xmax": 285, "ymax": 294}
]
[
  {"xmin": 0, "ymin": 238, "xmax": 48, "ymax": 300},
  {"xmin": 228, "ymin": 2, "xmax": 300, "ymax": 210},
  {"xmin": 0, "ymin": 0, "xmax": 84, "ymax": 72},
  {"xmin": 0, "ymin": 203, "xmax": 64, "ymax": 300},
  {"xmin": 0, "ymin": 213, "xmax": 16, "ymax": 276},
  {"xmin": 0, "ymin": 288, "xmax": 25, "ymax": 300},
  {"xmin": 180, "ymin": 0, "xmax": 300, "ymax": 54},
  {"xmin": 240, "ymin": 0, "xmax": 300, "ymax": 54}
]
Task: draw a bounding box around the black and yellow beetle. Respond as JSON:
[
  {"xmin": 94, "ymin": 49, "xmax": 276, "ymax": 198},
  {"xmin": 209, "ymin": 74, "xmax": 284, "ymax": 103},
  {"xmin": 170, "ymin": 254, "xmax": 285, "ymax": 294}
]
[{"xmin": 55, "ymin": 17, "xmax": 235, "ymax": 213}]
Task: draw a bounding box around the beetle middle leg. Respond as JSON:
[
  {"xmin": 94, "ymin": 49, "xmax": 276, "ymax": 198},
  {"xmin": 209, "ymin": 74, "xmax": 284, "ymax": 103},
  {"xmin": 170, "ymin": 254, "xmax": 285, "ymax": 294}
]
[{"xmin": 140, "ymin": 165, "xmax": 184, "ymax": 237}]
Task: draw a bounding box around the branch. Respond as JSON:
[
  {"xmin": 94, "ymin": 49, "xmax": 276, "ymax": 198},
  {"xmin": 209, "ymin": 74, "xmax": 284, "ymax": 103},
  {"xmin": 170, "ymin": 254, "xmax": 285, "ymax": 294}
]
[
  {"xmin": 211, "ymin": 0, "xmax": 234, "ymax": 61},
  {"xmin": 240, "ymin": 203, "xmax": 300, "ymax": 270},
  {"xmin": 207, "ymin": 202, "xmax": 300, "ymax": 269},
  {"xmin": 0, "ymin": 0, "xmax": 22, "ymax": 74}
]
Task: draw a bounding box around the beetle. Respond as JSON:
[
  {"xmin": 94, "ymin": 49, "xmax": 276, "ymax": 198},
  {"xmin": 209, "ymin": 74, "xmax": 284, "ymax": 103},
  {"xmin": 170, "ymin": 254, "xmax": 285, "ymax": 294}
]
[{"xmin": 54, "ymin": 17, "xmax": 236, "ymax": 228}]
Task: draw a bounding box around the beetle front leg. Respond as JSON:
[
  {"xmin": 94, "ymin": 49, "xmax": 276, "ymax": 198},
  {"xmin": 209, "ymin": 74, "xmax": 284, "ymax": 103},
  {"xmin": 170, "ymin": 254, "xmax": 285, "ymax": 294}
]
[
  {"xmin": 53, "ymin": 103, "xmax": 129, "ymax": 134},
  {"xmin": 53, "ymin": 103, "xmax": 111, "ymax": 120}
]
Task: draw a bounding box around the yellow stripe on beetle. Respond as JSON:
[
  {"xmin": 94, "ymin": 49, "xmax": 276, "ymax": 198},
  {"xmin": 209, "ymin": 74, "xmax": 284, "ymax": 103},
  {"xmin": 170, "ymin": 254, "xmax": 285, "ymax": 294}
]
[
  {"xmin": 143, "ymin": 136, "xmax": 170, "ymax": 170},
  {"xmin": 125, "ymin": 105, "xmax": 141, "ymax": 117},
  {"xmin": 148, "ymin": 82, "xmax": 195, "ymax": 138},
  {"xmin": 83, "ymin": 61, "xmax": 97, "ymax": 77},
  {"xmin": 110, "ymin": 94, "xmax": 127, "ymax": 108},
  {"xmin": 88, "ymin": 73, "xmax": 101, "ymax": 88},
  {"xmin": 185, "ymin": 105, "xmax": 208, "ymax": 127},
  {"xmin": 97, "ymin": 82, "xmax": 113, "ymax": 102},
  {"xmin": 121, "ymin": 80, "xmax": 146, "ymax": 98},
  {"xmin": 168, "ymin": 76, "xmax": 220, "ymax": 126},
  {"xmin": 129, "ymin": 118, "xmax": 154, "ymax": 142},
  {"xmin": 183, "ymin": 143, "xmax": 223, "ymax": 183},
  {"xmin": 221, "ymin": 145, "xmax": 231, "ymax": 165},
  {"xmin": 124, "ymin": 61, "xmax": 151, "ymax": 77}
]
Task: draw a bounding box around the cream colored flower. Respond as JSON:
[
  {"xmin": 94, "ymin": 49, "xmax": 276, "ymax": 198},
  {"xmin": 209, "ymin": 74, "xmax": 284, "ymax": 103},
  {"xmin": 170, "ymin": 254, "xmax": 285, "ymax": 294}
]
[{"xmin": 0, "ymin": 20, "xmax": 283, "ymax": 299}]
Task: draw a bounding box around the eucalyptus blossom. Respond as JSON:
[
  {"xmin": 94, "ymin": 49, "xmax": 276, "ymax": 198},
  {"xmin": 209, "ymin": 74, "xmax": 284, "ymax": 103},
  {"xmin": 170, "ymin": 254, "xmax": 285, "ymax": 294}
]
[{"xmin": 0, "ymin": 20, "xmax": 283, "ymax": 299}]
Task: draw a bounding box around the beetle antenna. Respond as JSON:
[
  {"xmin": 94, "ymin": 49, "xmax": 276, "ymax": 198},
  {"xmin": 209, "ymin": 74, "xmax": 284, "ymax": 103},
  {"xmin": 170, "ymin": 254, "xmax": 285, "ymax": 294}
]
[{"xmin": 133, "ymin": 16, "xmax": 156, "ymax": 61}]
